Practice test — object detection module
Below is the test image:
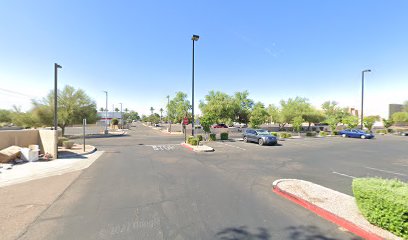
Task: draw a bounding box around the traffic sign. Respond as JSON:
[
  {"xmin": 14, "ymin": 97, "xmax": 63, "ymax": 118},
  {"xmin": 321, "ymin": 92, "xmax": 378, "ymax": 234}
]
[{"xmin": 183, "ymin": 117, "xmax": 189, "ymax": 125}]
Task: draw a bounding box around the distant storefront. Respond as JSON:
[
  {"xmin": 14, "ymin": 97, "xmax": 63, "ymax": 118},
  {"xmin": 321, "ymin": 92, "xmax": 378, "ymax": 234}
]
[{"xmin": 97, "ymin": 111, "xmax": 122, "ymax": 125}]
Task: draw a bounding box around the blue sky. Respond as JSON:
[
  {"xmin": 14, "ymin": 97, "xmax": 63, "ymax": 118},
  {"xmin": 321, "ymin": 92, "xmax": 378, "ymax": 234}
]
[{"xmin": 1, "ymin": 0, "xmax": 407, "ymax": 118}]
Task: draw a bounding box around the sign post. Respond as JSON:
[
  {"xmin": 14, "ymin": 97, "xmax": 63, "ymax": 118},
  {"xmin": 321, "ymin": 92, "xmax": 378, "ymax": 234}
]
[
  {"xmin": 83, "ymin": 119, "xmax": 87, "ymax": 152},
  {"xmin": 183, "ymin": 117, "xmax": 188, "ymax": 143}
]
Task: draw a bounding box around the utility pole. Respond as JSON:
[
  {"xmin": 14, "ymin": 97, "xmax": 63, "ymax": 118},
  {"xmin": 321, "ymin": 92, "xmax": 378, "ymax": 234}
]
[
  {"xmin": 103, "ymin": 91, "xmax": 108, "ymax": 134},
  {"xmin": 167, "ymin": 95, "xmax": 171, "ymax": 132}
]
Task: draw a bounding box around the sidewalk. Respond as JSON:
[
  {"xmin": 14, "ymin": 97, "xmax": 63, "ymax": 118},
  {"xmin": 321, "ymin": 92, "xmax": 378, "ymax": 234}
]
[
  {"xmin": 0, "ymin": 147, "xmax": 103, "ymax": 188},
  {"xmin": 273, "ymin": 179, "xmax": 402, "ymax": 240}
]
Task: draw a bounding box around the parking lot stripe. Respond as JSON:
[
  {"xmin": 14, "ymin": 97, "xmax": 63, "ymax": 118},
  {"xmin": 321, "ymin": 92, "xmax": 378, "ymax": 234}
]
[
  {"xmin": 332, "ymin": 171, "xmax": 356, "ymax": 179},
  {"xmin": 216, "ymin": 142, "xmax": 246, "ymax": 151},
  {"xmin": 364, "ymin": 167, "xmax": 407, "ymax": 177}
]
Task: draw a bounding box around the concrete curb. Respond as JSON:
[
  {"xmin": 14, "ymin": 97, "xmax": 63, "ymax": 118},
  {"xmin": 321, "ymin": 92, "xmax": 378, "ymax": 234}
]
[
  {"xmin": 272, "ymin": 179, "xmax": 401, "ymax": 240},
  {"xmin": 58, "ymin": 145, "xmax": 97, "ymax": 158},
  {"xmin": 180, "ymin": 143, "xmax": 214, "ymax": 152}
]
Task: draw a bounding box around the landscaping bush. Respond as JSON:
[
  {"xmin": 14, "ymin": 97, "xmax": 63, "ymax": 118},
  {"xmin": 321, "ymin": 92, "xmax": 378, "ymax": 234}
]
[
  {"xmin": 333, "ymin": 130, "xmax": 339, "ymax": 135},
  {"xmin": 196, "ymin": 134, "xmax": 203, "ymax": 141},
  {"xmin": 306, "ymin": 132, "xmax": 317, "ymax": 137},
  {"xmin": 220, "ymin": 132, "xmax": 229, "ymax": 140},
  {"xmin": 376, "ymin": 129, "xmax": 388, "ymax": 134},
  {"xmin": 319, "ymin": 131, "xmax": 328, "ymax": 136},
  {"xmin": 187, "ymin": 136, "xmax": 199, "ymax": 146},
  {"xmin": 111, "ymin": 118, "xmax": 119, "ymax": 125},
  {"xmin": 209, "ymin": 133, "xmax": 216, "ymax": 141},
  {"xmin": 62, "ymin": 141, "xmax": 74, "ymax": 149},
  {"xmin": 58, "ymin": 137, "xmax": 69, "ymax": 146},
  {"xmin": 353, "ymin": 178, "xmax": 408, "ymax": 239},
  {"xmin": 270, "ymin": 132, "xmax": 278, "ymax": 137},
  {"xmin": 278, "ymin": 132, "xmax": 292, "ymax": 138}
]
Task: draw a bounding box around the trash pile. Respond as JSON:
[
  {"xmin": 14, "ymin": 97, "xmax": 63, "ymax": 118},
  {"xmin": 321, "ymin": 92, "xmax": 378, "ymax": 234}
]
[{"xmin": 0, "ymin": 145, "xmax": 42, "ymax": 164}]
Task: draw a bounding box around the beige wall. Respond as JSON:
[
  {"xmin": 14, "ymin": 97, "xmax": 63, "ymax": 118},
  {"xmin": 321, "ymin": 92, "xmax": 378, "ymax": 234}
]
[
  {"xmin": 0, "ymin": 130, "xmax": 39, "ymax": 150},
  {"xmin": 0, "ymin": 129, "xmax": 59, "ymax": 159}
]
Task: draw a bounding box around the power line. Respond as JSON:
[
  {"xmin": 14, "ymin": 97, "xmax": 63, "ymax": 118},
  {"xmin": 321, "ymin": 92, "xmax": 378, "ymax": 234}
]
[{"xmin": 0, "ymin": 87, "xmax": 37, "ymax": 99}]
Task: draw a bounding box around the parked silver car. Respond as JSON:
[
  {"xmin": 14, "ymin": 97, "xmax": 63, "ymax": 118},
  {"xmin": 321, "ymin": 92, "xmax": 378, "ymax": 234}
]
[{"xmin": 243, "ymin": 129, "xmax": 278, "ymax": 146}]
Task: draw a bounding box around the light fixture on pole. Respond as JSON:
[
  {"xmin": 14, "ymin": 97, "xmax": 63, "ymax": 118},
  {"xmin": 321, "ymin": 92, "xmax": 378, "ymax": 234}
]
[
  {"xmin": 119, "ymin": 102, "xmax": 123, "ymax": 129},
  {"xmin": 361, "ymin": 69, "xmax": 371, "ymax": 130},
  {"xmin": 191, "ymin": 34, "xmax": 199, "ymax": 136}
]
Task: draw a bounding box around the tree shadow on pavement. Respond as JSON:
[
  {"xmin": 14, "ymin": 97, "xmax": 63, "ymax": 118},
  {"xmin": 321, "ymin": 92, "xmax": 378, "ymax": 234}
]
[
  {"xmin": 286, "ymin": 225, "xmax": 361, "ymax": 240},
  {"xmin": 215, "ymin": 226, "xmax": 270, "ymax": 240}
]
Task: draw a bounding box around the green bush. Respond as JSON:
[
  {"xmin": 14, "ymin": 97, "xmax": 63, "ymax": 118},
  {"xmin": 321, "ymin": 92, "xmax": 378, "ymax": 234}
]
[
  {"xmin": 187, "ymin": 136, "xmax": 199, "ymax": 146},
  {"xmin": 319, "ymin": 131, "xmax": 328, "ymax": 136},
  {"xmin": 278, "ymin": 132, "xmax": 292, "ymax": 138},
  {"xmin": 62, "ymin": 140, "xmax": 74, "ymax": 149},
  {"xmin": 111, "ymin": 118, "xmax": 119, "ymax": 125},
  {"xmin": 333, "ymin": 130, "xmax": 339, "ymax": 135},
  {"xmin": 376, "ymin": 129, "xmax": 388, "ymax": 134},
  {"xmin": 209, "ymin": 133, "xmax": 216, "ymax": 141},
  {"xmin": 270, "ymin": 132, "xmax": 278, "ymax": 137},
  {"xmin": 353, "ymin": 178, "xmax": 408, "ymax": 238},
  {"xmin": 306, "ymin": 132, "xmax": 317, "ymax": 137},
  {"xmin": 196, "ymin": 134, "xmax": 203, "ymax": 141},
  {"xmin": 58, "ymin": 137, "xmax": 69, "ymax": 146},
  {"xmin": 220, "ymin": 132, "xmax": 229, "ymax": 140}
]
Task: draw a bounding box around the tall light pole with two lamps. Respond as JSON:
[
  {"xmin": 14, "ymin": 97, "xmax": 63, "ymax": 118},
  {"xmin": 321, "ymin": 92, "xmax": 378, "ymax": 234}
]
[
  {"xmin": 191, "ymin": 34, "xmax": 199, "ymax": 136},
  {"xmin": 361, "ymin": 69, "xmax": 371, "ymax": 130}
]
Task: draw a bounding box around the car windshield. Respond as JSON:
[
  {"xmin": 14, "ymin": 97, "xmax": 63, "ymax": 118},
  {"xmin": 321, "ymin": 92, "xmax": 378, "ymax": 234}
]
[{"xmin": 256, "ymin": 130, "xmax": 270, "ymax": 135}]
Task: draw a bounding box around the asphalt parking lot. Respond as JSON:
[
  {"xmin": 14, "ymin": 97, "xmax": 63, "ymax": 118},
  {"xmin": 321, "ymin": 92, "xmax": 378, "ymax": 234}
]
[{"xmin": 202, "ymin": 134, "xmax": 408, "ymax": 195}]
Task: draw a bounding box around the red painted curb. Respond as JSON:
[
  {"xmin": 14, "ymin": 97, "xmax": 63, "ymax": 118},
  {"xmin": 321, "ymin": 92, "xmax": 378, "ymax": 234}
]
[
  {"xmin": 273, "ymin": 186, "xmax": 383, "ymax": 240},
  {"xmin": 180, "ymin": 143, "xmax": 194, "ymax": 151}
]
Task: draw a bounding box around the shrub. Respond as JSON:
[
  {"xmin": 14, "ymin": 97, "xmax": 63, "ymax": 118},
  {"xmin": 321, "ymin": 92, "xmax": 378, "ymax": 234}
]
[
  {"xmin": 63, "ymin": 141, "xmax": 74, "ymax": 149},
  {"xmin": 111, "ymin": 118, "xmax": 119, "ymax": 125},
  {"xmin": 306, "ymin": 132, "xmax": 317, "ymax": 137},
  {"xmin": 319, "ymin": 131, "xmax": 328, "ymax": 136},
  {"xmin": 187, "ymin": 136, "xmax": 199, "ymax": 146},
  {"xmin": 279, "ymin": 132, "xmax": 292, "ymax": 138},
  {"xmin": 220, "ymin": 132, "xmax": 229, "ymax": 140},
  {"xmin": 58, "ymin": 137, "xmax": 69, "ymax": 146},
  {"xmin": 196, "ymin": 134, "xmax": 203, "ymax": 141},
  {"xmin": 209, "ymin": 133, "xmax": 216, "ymax": 141},
  {"xmin": 270, "ymin": 132, "xmax": 278, "ymax": 137},
  {"xmin": 376, "ymin": 129, "xmax": 387, "ymax": 134},
  {"xmin": 352, "ymin": 178, "xmax": 408, "ymax": 238},
  {"xmin": 333, "ymin": 130, "xmax": 339, "ymax": 135}
]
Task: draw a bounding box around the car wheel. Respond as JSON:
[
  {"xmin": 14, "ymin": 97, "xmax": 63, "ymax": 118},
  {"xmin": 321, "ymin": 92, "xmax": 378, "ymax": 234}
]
[
  {"xmin": 361, "ymin": 135, "xmax": 366, "ymax": 139},
  {"xmin": 258, "ymin": 139, "xmax": 264, "ymax": 146},
  {"xmin": 243, "ymin": 137, "xmax": 248, "ymax": 143},
  {"xmin": 342, "ymin": 134, "xmax": 346, "ymax": 138}
]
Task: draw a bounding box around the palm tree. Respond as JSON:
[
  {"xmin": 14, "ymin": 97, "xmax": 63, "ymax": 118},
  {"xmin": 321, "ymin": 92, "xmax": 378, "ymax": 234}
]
[
  {"xmin": 99, "ymin": 107, "xmax": 104, "ymax": 112},
  {"xmin": 124, "ymin": 108, "xmax": 129, "ymax": 113},
  {"xmin": 115, "ymin": 108, "xmax": 120, "ymax": 112},
  {"xmin": 159, "ymin": 108, "xmax": 164, "ymax": 122},
  {"xmin": 150, "ymin": 107, "xmax": 154, "ymax": 115}
]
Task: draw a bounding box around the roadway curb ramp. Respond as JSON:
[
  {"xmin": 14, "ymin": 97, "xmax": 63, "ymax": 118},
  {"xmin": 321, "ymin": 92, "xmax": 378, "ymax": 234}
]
[
  {"xmin": 180, "ymin": 143, "xmax": 215, "ymax": 152},
  {"xmin": 272, "ymin": 179, "xmax": 402, "ymax": 240}
]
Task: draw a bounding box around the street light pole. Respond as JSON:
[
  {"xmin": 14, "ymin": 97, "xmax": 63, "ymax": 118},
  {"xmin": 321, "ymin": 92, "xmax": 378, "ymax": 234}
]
[
  {"xmin": 119, "ymin": 102, "xmax": 123, "ymax": 129},
  {"xmin": 167, "ymin": 95, "xmax": 171, "ymax": 132},
  {"xmin": 361, "ymin": 69, "xmax": 371, "ymax": 130},
  {"xmin": 103, "ymin": 91, "xmax": 108, "ymax": 134},
  {"xmin": 191, "ymin": 34, "xmax": 199, "ymax": 136},
  {"xmin": 54, "ymin": 63, "xmax": 62, "ymax": 131}
]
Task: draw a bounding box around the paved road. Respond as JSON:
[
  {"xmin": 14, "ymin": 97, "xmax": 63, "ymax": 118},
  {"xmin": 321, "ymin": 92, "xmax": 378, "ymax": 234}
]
[{"xmin": 22, "ymin": 123, "xmax": 408, "ymax": 239}]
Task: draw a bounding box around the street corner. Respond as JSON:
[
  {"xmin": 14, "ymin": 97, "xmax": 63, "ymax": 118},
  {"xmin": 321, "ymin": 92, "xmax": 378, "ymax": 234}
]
[
  {"xmin": 272, "ymin": 179, "xmax": 402, "ymax": 240},
  {"xmin": 0, "ymin": 149, "xmax": 104, "ymax": 188},
  {"xmin": 180, "ymin": 142, "xmax": 215, "ymax": 152}
]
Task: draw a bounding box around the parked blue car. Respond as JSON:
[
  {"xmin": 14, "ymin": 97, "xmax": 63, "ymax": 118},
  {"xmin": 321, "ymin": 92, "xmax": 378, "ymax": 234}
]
[{"xmin": 338, "ymin": 129, "xmax": 374, "ymax": 139}]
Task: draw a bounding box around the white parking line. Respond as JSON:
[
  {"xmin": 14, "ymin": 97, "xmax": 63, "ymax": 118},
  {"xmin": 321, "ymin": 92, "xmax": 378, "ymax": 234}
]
[
  {"xmin": 332, "ymin": 171, "xmax": 356, "ymax": 178},
  {"xmin": 365, "ymin": 167, "xmax": 407, "ymax": 177},
  {"xmin": 145, "ymin": 144, "xmax": 179, "ymax": 151},
  {"xmin": 216, "ymin": 142, "xmax": 246, "ymax": 151}
]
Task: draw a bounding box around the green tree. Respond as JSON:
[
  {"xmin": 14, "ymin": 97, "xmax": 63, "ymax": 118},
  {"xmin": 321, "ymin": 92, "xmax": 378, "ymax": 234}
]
[
  {"xmin": 167, "ymin": 92, "xmax": 191, "ymax": 123},
  {"xmin": 124, "ymin": 108, "xmax": 129, "ymax": 113},
  {"xmin": 149, "ymin": 107, "xmax": 155, "ymax": 115},
  {"xmin": 382, "ymin": 118, "xmax": 393, "ymax": 129},
  {"xmin": 249, "ymin": 102, "xmax": 268, "ymax": 128},
  {"xmin": 302, "ymin": 109, "xmax": 326, "ymax": 131},
  {"xmin": 199, "ymin": 91, "xmax": 235, "ymax": 124},
  {"xmin": 342, "ymin": 115, "xmax": 359, "ymax": 129},
  {"xmin": 159, "ymin": 108, "xmax": 164, "ymax": 121},
  {"xmin": 99, "ymin": 107, "xmax": 104, "ymax": 112},
  {"xmin": 325, "ymin": 116, "xmax": 340, "ymax": 133},
  {"xmin": 267, "ymin": 104, "xmax": 285, "ymax": 129},
  {"xmin": 280, "ymin": 97, "xmax": 312, "ymax": 127},
  {"xmin": 32, "ymin": 85, "xmax": 98, "ymax": 135},
  {"xmin": 403, "ymin": 100, "xmax": 408, "ymax": 112},
  {"xmin": 321, "ymin": 101, "xmax": 339, "ymax": 116},
  {"xmin": 123, "ymin": 110, "xmax": 140, "ymax": 122},
  {"xmin": 115, "ymin": 107, "xmax": 120, "ymax": 112},
  {"xmin": 232, "ymin": 91, "xmax": 254, "ymax": 124},
  {"xmin": 363, "ymin": 115, "xmax": 380, "ymax": 131},
  {"xmin": 0, "ymin": 109, "xmax": 12, "ymax": 123},
  {"xmin": 10, "ymin": 106, "xmax": 39, "ymax": 128},
  {"xmin": 292, "ymin": 116, "xmax": 304, "ymax": 135},
  {"xmin": 391, "ymin": 112, "xmax": 408, "ymax": 124}
]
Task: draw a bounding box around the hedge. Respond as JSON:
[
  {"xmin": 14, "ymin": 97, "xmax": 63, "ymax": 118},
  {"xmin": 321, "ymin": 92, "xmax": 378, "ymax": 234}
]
[
  {"xmin": 306, "ymin": 132, "xmax": 317, "ymax": 137},
  {"xmin": 352, "ymin": 178, "xmax": 408, "ymax": 238},
  {"xmin": 187, "ymin": 136, "xmax": 199, "ymax": 146},
  {"xmin": 58, "ymin": 137, "xmax": 69, "ymax": 146},
  {"xmin": 333, "ymin": 130, "xmax": 339, "ymax": 135},
  {"xmin": 319, "ymin": 131, "xmax": 328, "ymax": 136},
  {"xmin": 209, "ymin": 133, "xmax": 216, "ymax": 141},
  {"xmin": 270, "ymin": 132, "xmax": 278, "ymax": 137},
  {"xmin": 278, "ymin": 132, "xmax": 292, "ymax": 138},
  {"xmin": 220, "ymin": 132, "xmax": 229, "ymax": 140},
  {"xmin": 196, "ymin": 134, "xmax": 203, "ymax": 141},
  {"xmin": 376, "ymin": 129, "xmax": 388, "ymax": 134}
]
